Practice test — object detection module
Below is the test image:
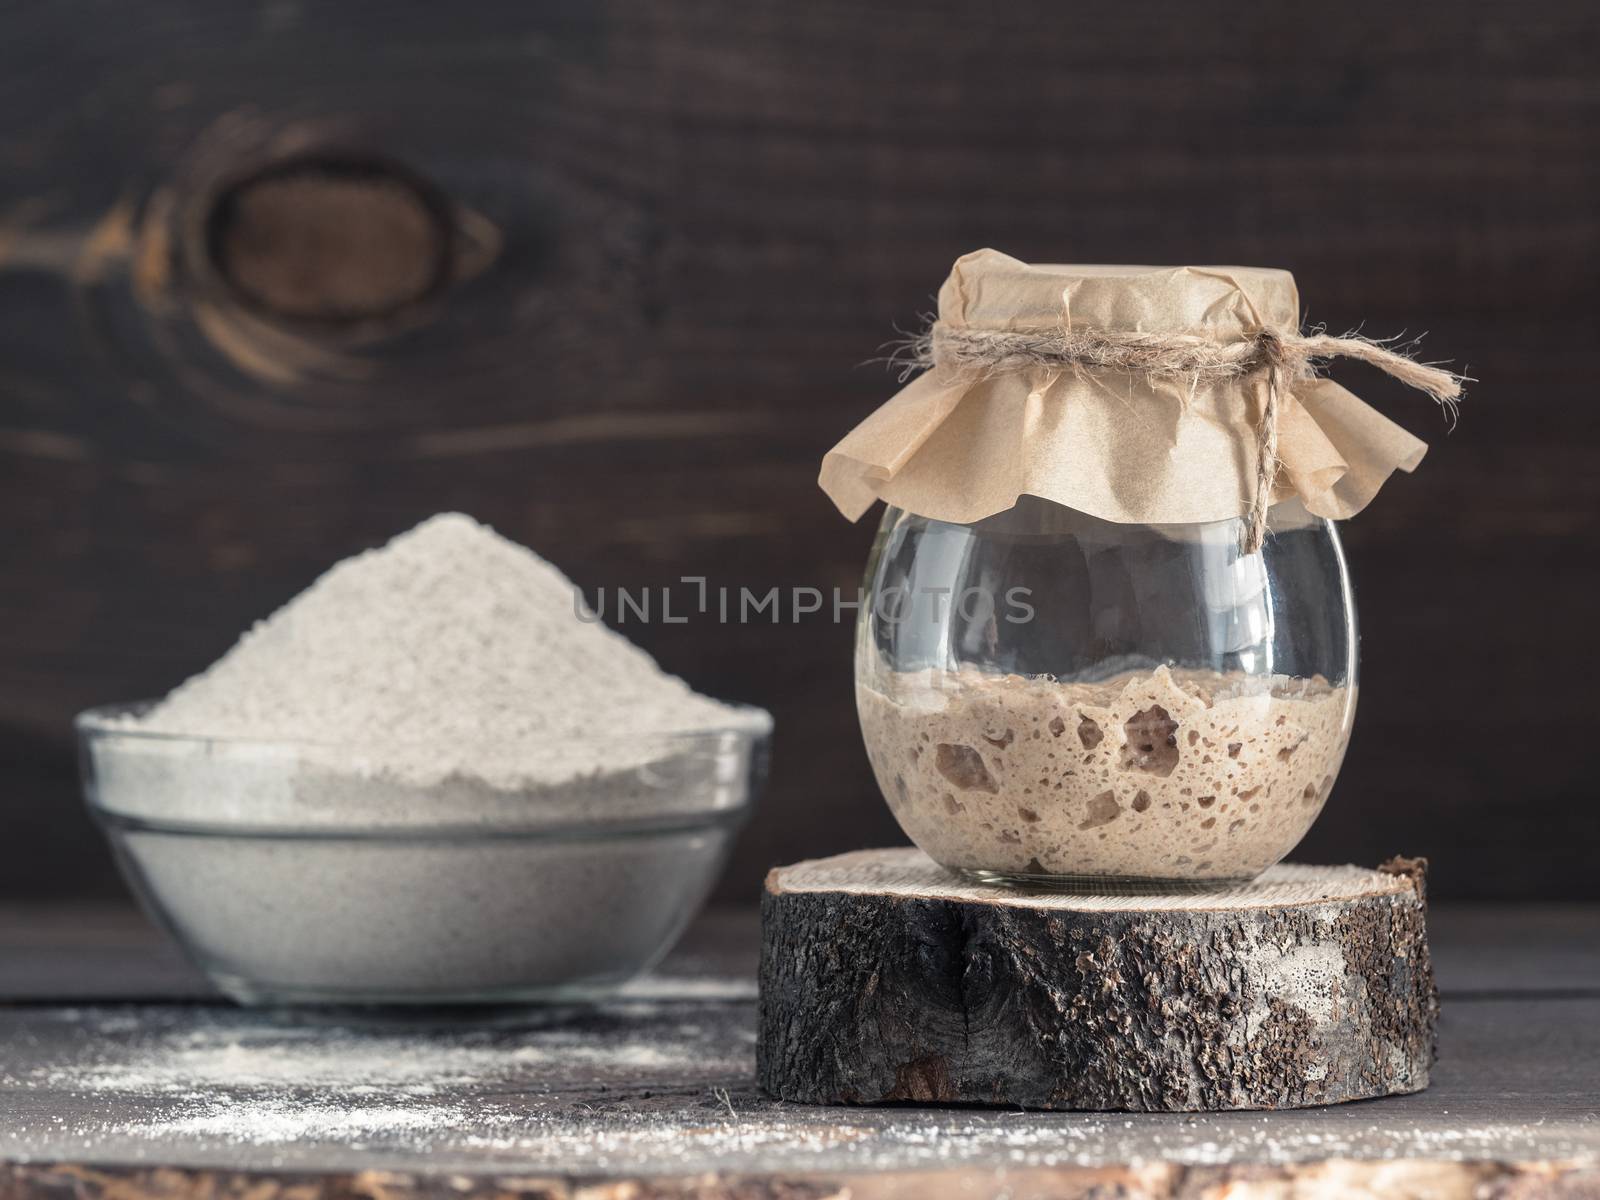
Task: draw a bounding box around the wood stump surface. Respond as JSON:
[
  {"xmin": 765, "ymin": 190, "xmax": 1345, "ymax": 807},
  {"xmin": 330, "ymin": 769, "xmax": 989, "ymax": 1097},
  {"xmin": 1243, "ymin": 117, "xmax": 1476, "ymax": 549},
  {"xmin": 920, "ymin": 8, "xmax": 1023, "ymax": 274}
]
[{"xmin": 758, "ymin": 849, "xmax": 1438, "ymax": 1111}]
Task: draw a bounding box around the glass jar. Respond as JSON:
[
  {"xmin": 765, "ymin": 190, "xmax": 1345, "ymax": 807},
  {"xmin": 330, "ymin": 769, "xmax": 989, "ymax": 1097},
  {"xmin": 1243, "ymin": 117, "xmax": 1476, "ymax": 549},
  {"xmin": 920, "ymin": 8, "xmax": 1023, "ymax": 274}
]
[{"xmin": 854, "ymin": 496, "xmax": 1357, "ymax": 891}]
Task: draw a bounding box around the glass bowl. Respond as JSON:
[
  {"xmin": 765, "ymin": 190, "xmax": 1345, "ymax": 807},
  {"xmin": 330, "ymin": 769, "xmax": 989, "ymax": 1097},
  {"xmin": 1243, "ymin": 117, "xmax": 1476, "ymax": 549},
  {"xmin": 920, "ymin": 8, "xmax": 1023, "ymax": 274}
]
[
  {"xmin": 855, "ymin": 496, "xmax": 1357, "ymax": 892},
  {"xmin": 77, "ymin": 705, "xmax": 771, "ymax": 1005}
]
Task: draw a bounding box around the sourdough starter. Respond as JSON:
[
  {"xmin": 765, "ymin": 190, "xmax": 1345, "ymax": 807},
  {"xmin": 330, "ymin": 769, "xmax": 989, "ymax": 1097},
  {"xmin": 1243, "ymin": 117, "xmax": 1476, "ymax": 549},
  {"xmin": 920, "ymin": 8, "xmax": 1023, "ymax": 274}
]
[{"xmin": 857, "ymin": 665, "xmax": 1352, "ymax": 882}]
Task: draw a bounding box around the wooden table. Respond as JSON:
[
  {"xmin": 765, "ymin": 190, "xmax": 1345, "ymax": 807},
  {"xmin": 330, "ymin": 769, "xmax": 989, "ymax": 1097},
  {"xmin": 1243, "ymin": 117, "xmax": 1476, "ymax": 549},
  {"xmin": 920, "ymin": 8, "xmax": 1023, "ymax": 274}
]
[{"xmin": 0, "ymin": 902, "xmax": 1596, "ymax": 1198}]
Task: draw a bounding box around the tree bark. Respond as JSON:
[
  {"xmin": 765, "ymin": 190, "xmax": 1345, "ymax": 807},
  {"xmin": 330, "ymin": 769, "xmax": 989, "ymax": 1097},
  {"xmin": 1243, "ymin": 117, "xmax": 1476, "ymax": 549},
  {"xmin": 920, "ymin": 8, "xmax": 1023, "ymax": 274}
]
[{"xmin": 758, "ymin": 849, "xmax": 1438, "ymax": 1111}]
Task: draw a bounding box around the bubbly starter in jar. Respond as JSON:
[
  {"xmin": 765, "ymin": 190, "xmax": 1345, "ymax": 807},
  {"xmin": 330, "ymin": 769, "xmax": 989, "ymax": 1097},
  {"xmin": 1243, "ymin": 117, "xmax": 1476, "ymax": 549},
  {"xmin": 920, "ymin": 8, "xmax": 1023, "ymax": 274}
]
[{"xmin": 857, "ymin": 664, "xmax": 1353, "ymax": 883}]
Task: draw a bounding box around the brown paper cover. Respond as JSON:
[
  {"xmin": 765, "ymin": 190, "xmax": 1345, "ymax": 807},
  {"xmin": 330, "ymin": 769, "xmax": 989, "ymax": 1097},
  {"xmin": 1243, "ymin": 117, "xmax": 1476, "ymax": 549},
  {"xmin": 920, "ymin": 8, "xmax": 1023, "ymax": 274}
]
[{"xmin": 819, "ymin": 250, "xmax": 1427, "ymax": 527}]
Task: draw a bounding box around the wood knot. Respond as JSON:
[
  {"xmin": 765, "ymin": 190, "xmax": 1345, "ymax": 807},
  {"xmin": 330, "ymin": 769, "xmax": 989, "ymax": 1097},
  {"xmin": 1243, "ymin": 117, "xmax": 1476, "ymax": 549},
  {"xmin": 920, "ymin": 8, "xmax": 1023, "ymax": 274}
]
[{"xmin": 206, "ymin": 155, "xmax": 453, "ymax": 325}]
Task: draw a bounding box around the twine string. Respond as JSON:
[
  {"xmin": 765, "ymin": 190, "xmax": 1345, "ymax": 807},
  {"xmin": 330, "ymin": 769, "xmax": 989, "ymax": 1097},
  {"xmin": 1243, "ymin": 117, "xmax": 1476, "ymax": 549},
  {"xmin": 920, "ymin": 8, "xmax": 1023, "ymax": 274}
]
[{"xmin": 909, "ymin": 321, "xmax": 1464, "ymax": 553}]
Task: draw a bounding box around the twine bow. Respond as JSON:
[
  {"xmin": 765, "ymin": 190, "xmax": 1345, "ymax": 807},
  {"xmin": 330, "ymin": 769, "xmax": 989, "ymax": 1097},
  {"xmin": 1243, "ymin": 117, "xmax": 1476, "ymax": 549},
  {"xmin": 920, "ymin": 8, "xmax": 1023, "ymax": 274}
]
[{"xmin": 911, "ymin": 321, "xmax": 1464, "ymax": 553}]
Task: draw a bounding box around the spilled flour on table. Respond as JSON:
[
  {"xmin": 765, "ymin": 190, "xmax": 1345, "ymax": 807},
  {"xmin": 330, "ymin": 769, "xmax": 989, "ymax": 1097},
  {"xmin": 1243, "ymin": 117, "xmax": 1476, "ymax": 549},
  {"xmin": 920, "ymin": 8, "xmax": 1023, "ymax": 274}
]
[
  {"xmin": 5, "ymin": 1006, "xmax": 1598, "ymax": 1172},
  {"xmin": 151, "ymin": 1099, "xmax": 481, "ymax": 1146},
  {"xmin": 21, "ymin": 1006, "xmax": 739, "ymax": 1095},
  {"xmin": 6, "ymin": 1004, "xmax": 755, "ymax": 1157}
]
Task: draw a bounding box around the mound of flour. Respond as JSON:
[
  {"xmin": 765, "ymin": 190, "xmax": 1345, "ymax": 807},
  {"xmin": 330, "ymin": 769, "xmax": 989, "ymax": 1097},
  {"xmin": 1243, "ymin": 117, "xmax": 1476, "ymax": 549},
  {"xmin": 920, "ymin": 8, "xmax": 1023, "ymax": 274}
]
[
  {"xmin": 125, "ymin": 513, "xmax": 761, "ymax": 795},
  {"xmin": 91, "ymin": 515, "xmax": 765, "ymax": 999}
]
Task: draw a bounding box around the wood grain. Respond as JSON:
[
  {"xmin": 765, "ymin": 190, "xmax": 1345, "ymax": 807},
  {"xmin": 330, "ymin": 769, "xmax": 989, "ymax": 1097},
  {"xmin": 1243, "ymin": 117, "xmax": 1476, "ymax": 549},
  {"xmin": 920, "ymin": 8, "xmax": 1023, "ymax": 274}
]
[{"xmin": 0, "ymin": 0, "xmax": 1597, "ymax": 902}]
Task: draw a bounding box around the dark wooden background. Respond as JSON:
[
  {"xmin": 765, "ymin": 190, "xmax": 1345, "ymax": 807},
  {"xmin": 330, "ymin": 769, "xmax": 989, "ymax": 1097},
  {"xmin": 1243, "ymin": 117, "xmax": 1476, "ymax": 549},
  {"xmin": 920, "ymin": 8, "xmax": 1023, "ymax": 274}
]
[{"xmin": 1, "ymin": 1, "xmax": 1596, "ymax": 903}]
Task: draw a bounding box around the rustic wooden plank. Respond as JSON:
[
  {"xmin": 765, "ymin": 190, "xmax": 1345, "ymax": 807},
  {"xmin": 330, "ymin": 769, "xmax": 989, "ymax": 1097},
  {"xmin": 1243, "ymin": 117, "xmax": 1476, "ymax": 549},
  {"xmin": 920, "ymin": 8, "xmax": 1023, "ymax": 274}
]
[
  {"xmin": 1428, "ymin": 905, "xmax": 1600, "ymax": 995},
  {"xmin": 0, "ymin": 905, "xmax": 209, "ymax": 1003},
  {"xmin": 0, "ymin": 992, "xmax": 1594, "ymax": 1177},
  {"xmin": 0, "ymin": 0, "xmax": 1598, "ymax": 910},
  {"xmin": 0, "ymin": 903, "xmax": 1594, "ymax": 1182}
]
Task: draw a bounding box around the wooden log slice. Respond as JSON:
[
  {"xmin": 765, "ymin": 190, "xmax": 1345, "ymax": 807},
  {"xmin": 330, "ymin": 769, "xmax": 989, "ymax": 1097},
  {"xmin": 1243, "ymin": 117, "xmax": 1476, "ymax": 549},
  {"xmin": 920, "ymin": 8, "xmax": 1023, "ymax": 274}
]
[{"xmin": 758, "ymin": 848, "xmax": 1438, "ymax": 1112}]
